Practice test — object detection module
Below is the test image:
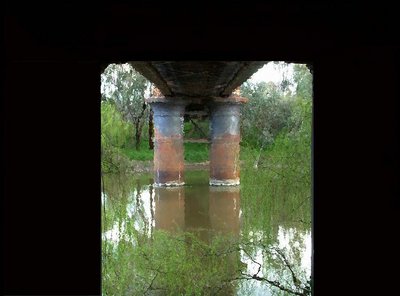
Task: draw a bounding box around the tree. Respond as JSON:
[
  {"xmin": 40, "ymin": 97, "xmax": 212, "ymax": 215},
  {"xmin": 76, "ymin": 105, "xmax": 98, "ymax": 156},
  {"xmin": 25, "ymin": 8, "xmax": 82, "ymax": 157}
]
[
  {"xmin": 101, "ymin": 63, "xmax": 151, "ymax": 150},
  {"xmin": 101, "ymin": 102, "xmax": 132, "ymax": 173},
  {"xmin": 293, "ymin": 64, "xmax": 312, "ymax": 101},
  {"xmin": 241, "ymin": 80, "xmax": 292, "ymax": 149},
  {"xmin": 285, "ymin": 64, "xmax": 313, "ymax": 136}
]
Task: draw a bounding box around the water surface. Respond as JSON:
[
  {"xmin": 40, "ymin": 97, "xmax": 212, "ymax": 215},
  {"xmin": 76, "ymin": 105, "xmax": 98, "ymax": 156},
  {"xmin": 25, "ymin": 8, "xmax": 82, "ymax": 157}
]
[{"xmin": 102, "ymin": 170, "xmax": 312, "ymax": 295}]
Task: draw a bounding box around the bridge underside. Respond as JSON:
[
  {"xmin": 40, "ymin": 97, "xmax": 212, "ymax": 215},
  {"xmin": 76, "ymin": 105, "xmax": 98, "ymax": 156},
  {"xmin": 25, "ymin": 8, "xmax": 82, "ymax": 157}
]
[
  {"xmin": 130, "ymin": 61, "xmax": 266, "ymax": 186},
  {"xmin": 130, "ymin": 61, "xmax": 265, "ymax": 97}
]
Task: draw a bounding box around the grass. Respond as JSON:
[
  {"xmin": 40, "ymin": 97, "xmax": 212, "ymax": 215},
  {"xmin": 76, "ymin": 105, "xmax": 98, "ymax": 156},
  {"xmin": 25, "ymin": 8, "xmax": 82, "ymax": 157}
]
[
  {"xmin": 120, "ymin": 140, "xmax": 153, "ymax": 161},
  {"xmin": 184, "ymin": 142, "xmax": 209, "ymax": 163},
  {"xmin": 119, "ymin": 140, "xmax": 267, "ymax": 165}
]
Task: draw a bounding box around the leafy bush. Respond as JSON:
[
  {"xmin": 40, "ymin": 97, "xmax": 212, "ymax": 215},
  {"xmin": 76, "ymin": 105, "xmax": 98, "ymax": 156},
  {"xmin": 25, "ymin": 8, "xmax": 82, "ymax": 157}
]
[
  {"xmin": 101, "ymin": 102, "xmax": 134, "ymax": 173},
  {"xmin": 241, "ymin": 81, "xmax": 292, "ymax": 148},
  {"xmin": 240, "ymin": 63, "xmax": 312, "ymax": 151}
]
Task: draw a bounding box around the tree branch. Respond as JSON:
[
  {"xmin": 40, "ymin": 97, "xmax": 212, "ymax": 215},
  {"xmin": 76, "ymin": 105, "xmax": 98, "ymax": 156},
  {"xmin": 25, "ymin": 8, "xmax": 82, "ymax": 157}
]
[
  {"xmin": 272, "ymin": 246, "xmax": 300, "ymax": 288},
  {"xmin": 190, "ymin": 118, "xmax": 208, "ymax": 138},
  {"xmin": 144, "ymin": 273, "xmax": 158, "ymax": 295},
  {"xmin": 241, "ymin": 247, "xmax": 262, "ymax": 278}
]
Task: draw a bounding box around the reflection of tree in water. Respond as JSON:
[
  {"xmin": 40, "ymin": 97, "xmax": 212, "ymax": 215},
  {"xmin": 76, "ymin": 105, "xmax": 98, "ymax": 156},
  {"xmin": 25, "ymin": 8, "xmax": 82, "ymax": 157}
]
[
  {"xmin": 237, "ymin": 165, "xmax": 312, "ymax": 295},
  {"xmin": 236, "ymin": 223, "xmax": 311, "ymax": 294},
  {"xmin": 102, "ymin": 174, "xmax": 154, "ymax": 246},
  {"xmin": 149, "ymin": 179, "xmax": 154, "ymax": 240},
  {"xmin": 102, "ymin": 174, "xmax": 133, "ymax": 238},
  {"xmin": 134, "ymin": 179, "xmax": 151, "ymax": 241},
  {"xmin": 238, "ymin": 227, "xmax": 311, "ymax": 296}
]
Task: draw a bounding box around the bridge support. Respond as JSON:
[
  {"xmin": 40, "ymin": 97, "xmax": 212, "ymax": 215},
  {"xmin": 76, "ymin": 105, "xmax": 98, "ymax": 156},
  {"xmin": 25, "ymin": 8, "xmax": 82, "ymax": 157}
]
[
  {"xmin": 209, "ymin": 96, "xmax": 247, "ymax": 186},
  {"xmin": 148, "ymin": 97, "xmax": 186, "ymax": 186}
]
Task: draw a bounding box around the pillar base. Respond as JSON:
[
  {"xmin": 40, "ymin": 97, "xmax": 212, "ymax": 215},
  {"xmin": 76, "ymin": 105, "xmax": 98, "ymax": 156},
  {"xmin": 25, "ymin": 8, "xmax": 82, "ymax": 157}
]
[
  {"xmin": 154, "ymin": 180, "xmax": 185, "ymax": 187},
  {"xmin": 209, "ymin": 178, "xmax": 240, "ymax": 186}
]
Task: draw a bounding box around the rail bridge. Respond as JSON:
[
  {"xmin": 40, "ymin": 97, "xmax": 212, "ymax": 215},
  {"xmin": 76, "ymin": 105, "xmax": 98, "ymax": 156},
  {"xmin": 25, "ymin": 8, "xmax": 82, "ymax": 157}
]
[{"xmin": 130, "ymin": 61, "xmax": 265, "ymax": 186}]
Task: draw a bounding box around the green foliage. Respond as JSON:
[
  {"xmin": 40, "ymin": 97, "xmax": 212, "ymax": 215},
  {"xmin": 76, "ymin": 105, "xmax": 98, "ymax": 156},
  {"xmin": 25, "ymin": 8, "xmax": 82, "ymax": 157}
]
[
  {"xmin": 182, "ymin": 119, "xmax": 210, "ymax": 162},
  {"xmin": 184, "ymin": 118, "xmax": 209, "ymax": 138},
  {"xmin": 101, "ymin": 63, "xmax": 151, "ymax": 150},
  {"xmin": 120, "ymin": 141, "xmax": 154, "ymax": 161},
  {"xmin": 240, "ymin": 62, "xmax": 312, "ymax": 152},
  {"xmin": 293, "ymin": 64, "xmax": 313, "ymax": 101},
  {"xmin": 240, "ymin": 62, "xmax": 312, "ymax": 236},
  {"xmin": 101, "ymin": 102, "xmax": 134, "ymax": 173},
  {"xmin": 240, "ymin": 145, "xmax": 311, "ymax": 237},
  {"xmin": 184, "ymin": 142, "xmax": 209, "ymax": 163},
  {"xmin": 238, "ymin": 102, "xmax": 312, "ymax": 295},
  {"xmin": 103, "ymin": 229, "xmax": 241, "ymax": 295},
  {"xmin": 241, "ymin": 81, "xmax": 292, "ymax": 148},
  {"xmin": 136, "ymin": 231, "xmax": 240, "ymax": 295},
  {"xmin": 101, "ymin": 63, "xmax": 149, "ymax": 119},
  {"xmin": 101, "ymin": 102, "xmax": 132, "ymax": 148}
]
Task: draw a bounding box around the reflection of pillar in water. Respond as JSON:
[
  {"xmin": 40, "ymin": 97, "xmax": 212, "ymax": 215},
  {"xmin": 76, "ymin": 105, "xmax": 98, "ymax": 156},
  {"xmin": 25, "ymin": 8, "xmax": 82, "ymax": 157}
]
[
  {"xmin": 209, "ymin": 186, "xmax": 241, "ymax": 236},
  {"xmin": 184, "ymin": 185, "xmax": 211, "ymax": 243},
  {"xmin": 209, "ymin": 185, "xmax": 241, "ymax": 295},
  {"xmin": 154, "ymin": 186, "xmax": 185, "ymax": 233}
]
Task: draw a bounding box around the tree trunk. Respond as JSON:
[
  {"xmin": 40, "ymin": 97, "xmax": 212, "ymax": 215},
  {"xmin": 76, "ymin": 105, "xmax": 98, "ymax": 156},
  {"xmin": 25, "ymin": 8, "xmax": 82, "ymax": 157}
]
[
  {"xmin": 135, "ymin": 134, "xmax": 140, "ymax": 150},
  {"xmin": 149, "ymin": 108, "xmax": 154, "ymax": 150},
  {"xmin": 135, "ymin": 122, "xmax": 141, "ymax": 151},
  {"xmin": 134, "ymin": 102, "xmax": 148, "ymax": 150}
]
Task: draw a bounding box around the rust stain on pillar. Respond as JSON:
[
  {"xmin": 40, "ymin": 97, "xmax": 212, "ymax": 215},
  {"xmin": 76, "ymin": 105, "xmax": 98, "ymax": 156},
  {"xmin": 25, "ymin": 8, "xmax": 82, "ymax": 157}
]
[
  {"xmin": 210, "ymin": 134, "xmax": 241, "ymax": 184},
  {"xmin": 154, "ymin": 132, "xmax": 184, "ymax": 186},
  {"xmin": 148, "ymin": 96, "xmax": 186, "ymax": 187},
  {"xmin": 209, "ymin": 96, "xmax": 247, "ymax": 186}
]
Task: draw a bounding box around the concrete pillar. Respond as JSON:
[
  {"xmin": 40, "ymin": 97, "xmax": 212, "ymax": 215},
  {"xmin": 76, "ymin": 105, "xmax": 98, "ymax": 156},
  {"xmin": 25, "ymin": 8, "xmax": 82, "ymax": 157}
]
[
  {"xmin": 149, "ymin": 98, "xmax": 186, "ymax": 186},
  {"xmin": 209, "ymin": 97, "xmax": 247, "ymax": 186}
]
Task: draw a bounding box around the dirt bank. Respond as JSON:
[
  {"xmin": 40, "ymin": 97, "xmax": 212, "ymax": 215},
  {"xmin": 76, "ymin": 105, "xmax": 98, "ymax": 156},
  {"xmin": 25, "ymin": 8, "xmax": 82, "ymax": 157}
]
[{"xmin": 129, "ymin": 160, "xmax": 210, "ymax": 174}]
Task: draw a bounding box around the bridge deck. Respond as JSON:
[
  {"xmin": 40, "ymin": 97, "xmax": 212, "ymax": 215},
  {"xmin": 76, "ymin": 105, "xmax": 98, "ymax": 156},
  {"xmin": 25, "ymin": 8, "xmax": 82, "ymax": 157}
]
[{"xmin": 130, "ymin": 61, "xmax": 266, "ymax": 98}]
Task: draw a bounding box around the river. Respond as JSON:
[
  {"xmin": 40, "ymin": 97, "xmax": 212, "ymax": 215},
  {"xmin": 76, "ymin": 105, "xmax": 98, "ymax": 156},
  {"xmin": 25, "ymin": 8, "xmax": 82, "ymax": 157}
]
[{"xmin": 102, "ymin": 169, "xmax": 312, "ymax": 295}]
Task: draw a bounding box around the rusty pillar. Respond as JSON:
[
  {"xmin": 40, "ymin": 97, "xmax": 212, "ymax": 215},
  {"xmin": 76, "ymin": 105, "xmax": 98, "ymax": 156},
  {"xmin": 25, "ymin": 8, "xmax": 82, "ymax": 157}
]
[
  {"xmin": 209, "ymin": 97, "xmax": 247, "ymax": 186},
  {"xmin": 149, "ymin": 99, "xmax": 186, "ymax": 186}
]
